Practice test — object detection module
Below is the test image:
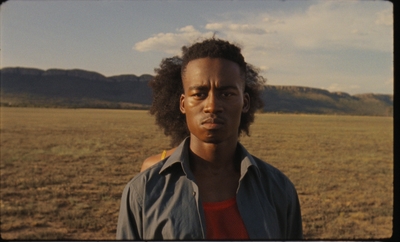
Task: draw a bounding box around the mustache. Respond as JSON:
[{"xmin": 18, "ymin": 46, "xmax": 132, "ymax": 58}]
[{"xmin": 201, "ymin": 116, "xmax": 225, "ymax": 124}]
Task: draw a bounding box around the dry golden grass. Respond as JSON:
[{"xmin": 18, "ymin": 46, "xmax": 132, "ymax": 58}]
[{"xmin": 0, "ymin": 107, "xmax": 393, "ymax": 239}]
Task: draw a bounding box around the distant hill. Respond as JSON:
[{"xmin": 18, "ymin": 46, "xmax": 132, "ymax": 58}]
[
  {"xmin": 261, "ymin": 85, "xmax": 393, "ymax": 116},
  {"xmin": 1, "ymin": 67, "xmax": 153, "ymax": 110},
  {"xmin": 0, "ymin": 67, "xmax": 393, "ymax": 116}
]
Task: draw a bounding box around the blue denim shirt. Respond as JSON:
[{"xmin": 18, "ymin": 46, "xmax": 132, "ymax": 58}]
[{"xmin": 116, "ymin": 138, "xmax": 303, "ymax": 240}]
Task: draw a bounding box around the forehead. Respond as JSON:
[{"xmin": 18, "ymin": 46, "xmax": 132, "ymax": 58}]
[{"xmin": 182, "ymin": 58, "xmax": 244, "ymax": 87}]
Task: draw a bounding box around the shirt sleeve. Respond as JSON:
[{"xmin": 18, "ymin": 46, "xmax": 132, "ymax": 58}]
[
  {"xmin": 286, "ymin": 182, "xmax": 303, "ymax": 239},
  {"xmin": 116, "ymin": 183, "xmax": 143, "ymax": 240}
]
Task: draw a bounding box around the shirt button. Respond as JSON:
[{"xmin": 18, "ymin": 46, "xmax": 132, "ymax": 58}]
[{"xmin": 193, "ymin": 191, "xmax": 196, "ymax": 196}]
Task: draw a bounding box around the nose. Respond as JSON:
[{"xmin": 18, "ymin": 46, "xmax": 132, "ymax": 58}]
[{"xmin": 203, "ymin": 92, "xmax": 223, "ymax": 113}]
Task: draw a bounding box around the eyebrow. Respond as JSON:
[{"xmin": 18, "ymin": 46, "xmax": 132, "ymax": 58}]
[
  {"xmin": 188, "ymin": 85, "xmax": 239, "ymax": 91},
  {"xmin": 188, "ymin": 85, "xmax": 208, "ymax": 91}
]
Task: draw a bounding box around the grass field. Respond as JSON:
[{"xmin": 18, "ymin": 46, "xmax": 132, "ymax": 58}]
[{"xmin": 0, "ymin": 107, "xmax": 393, "ymax": 239}]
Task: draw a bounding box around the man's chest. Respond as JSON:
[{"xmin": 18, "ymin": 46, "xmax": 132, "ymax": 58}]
[{"xmin": 142, "ymin": 178, "xmax": 205, "ymax": 239}]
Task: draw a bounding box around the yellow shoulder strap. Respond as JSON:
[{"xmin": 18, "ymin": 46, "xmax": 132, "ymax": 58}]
[{"xmin": 160, "ymin": 150, "xmax": 167, "ymax": 160}]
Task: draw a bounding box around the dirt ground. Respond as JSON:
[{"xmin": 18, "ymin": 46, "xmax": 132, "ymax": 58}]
[{"xmin": 0, "ymin": 107, "xmax": 393, "ymax": 239}]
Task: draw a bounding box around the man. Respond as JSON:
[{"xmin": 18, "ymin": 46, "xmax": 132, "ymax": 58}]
[{"xmin": 117, "ymin": 38, "xmax": 303, "ymax": 239}]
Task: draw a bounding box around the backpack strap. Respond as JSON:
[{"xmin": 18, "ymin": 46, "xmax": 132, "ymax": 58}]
[{"xmin": 160, "ymin": 150, "xmax": 167, "ymax": 159}]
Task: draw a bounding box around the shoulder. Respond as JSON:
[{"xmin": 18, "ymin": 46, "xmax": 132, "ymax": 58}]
[
  {"xmin": 140, "ymin": 148, "xmax": 177, "ymax": 172},
  {"xmin": 141, "ymin": 154, "xmax": 161, "ymax": 172},
  {"xmin": 252, "ymin": 156, "xmax": 288, "ymax": 178},
  {"xmin": 121, "ymin": 161, "xmax": 164, "ymax": 206},
  {"xmin": 121, "ymin": 156, "xmax": 189, "ymax": 210},
  {"xmin": 250, "ymin": 155, "xmax": 297, "ymax": 194},
  {"xmin": 124, "ymin": 154, "xmax": 183, "ymax": 195},
  {"xmin": 128, "ymin": 160, "xmax": 165, "ymax": 189}
]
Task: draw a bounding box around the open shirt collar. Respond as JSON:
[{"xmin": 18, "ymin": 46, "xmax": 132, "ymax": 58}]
[{"xmin": 159, "ymin": 137, "xmax": 261, "ymax": 179}]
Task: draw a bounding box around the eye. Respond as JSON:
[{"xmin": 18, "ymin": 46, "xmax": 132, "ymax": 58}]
[
  {"xmin": 192, "ymin": 92, "xmax": 207, "ymax": 99},
  {"xmin": 221, "ymin": 92, "xmax": 234, "ymax": 98}
]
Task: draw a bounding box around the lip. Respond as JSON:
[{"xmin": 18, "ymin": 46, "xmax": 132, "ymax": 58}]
[{"xmin": 201, "ymin": 117, "xmax": 224, "ymax": 130}]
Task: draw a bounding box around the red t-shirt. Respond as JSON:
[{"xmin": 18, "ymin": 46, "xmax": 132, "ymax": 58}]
[{"xmin": 203, "ymin": 197, "xmax": 249, "ymax": 239}]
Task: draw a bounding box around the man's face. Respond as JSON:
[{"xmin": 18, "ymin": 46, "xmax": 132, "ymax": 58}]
[{"xmin": 180, "ymin": 57, "xmax": 250, "ymax": 144}]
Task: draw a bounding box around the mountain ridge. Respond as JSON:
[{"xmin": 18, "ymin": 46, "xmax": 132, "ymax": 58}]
[{"xmin": 0, "ymin": 67, "xmax": 393, "ymax": 116}]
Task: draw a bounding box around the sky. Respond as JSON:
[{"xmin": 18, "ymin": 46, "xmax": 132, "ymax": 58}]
[{"xmin": 0, "ymin": 0, "xmax": 393, "ymax": 95}]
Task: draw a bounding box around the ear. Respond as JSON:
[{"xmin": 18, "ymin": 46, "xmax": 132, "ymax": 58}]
[
  {"xmin": 242, "ymin": 92, "xmax": 250, "ymax": 113},
  {"xmin": 180, "ymin": 94, "xmax": 186, "ymax": 114}
]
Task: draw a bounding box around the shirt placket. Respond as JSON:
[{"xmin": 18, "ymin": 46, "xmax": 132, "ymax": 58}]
[{"xmin": 190, "ymin": 180, "xmax": 206, "ymax": 239}]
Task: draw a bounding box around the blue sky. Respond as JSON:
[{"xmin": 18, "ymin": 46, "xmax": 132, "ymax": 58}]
[{"xmin": 1, "ymin": 0, "xmax": 393, "ymax": 95}]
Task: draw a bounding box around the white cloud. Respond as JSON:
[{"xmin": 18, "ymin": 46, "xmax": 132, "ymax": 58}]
[
  {"xmin": 385, "ymin": 77, "xmax": 393, "ymax": 86},
  {"xmin": 134, "ymin": 1, "xmax": 392, "ymax": 55},
  {"xmin": 132, "ymin": 0, "xmax": 392, "ymax": 94},
  {"xmin": 133, "ymin": 25, "xmax": 213, "ymax": 54},
  {"xmin": 178, "ymin": 25, "xmax": 197, "ymax": 33},
  {"xmin": 263, "ymin": 17, "xmax": 285, "ymax": 24},
  {"xmin": 326, "ymin": 83, "xmax": 360, "ymax": 93},
  {"xmin": 205, "ymin": 22, "xmax": 269, "ymax": 35},
  {"xmin": 275, "ymin": 0, "xmax": 393, "ymax": 52},
  {"xmin": 375, "ymin": 8, "xmax": 393, "ymax": 26},
  {"xmin": 258, "ymin": 65, "xmax": 270, "ymax": 72},
  {"xmin": 204, "ymin": 23, "xmax": 224, "ymax": 31},
  {"xmin": 351, "ymin": 29, "xmax": 368, "ymax": 36}
]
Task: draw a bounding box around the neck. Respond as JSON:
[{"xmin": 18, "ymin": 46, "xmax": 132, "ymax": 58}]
[{"xmin": 188, "ymin": 135, "xmax": 239, "ymax": 173}]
